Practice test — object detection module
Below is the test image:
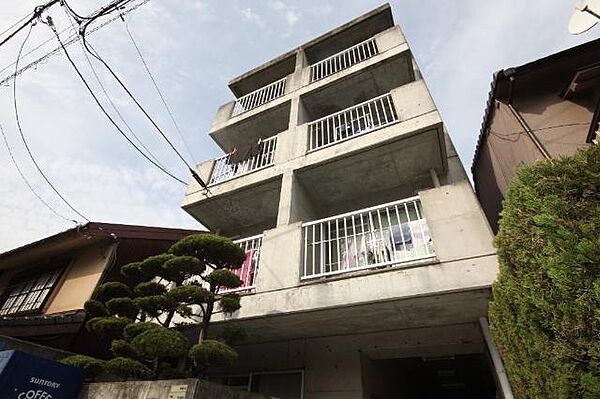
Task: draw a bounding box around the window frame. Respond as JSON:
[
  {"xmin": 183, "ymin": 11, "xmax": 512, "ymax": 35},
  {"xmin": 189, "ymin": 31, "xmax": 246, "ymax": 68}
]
[{"xmin": 0, "ymin": 261, "xmax": 69, "ymax": 317}]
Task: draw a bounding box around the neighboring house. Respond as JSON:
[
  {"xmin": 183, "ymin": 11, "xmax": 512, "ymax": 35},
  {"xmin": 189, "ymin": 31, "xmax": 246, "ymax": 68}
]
[
  {"xmin": 183, "ymin": 4, "xmax": 506, "ymax": 398},
  {"xmin": 0, "ymin": 222, "xmax": 203, "ymax": 357},
  {"xmin": 472, "ymin": 39, "xmax": 600, "ymax": 232}
]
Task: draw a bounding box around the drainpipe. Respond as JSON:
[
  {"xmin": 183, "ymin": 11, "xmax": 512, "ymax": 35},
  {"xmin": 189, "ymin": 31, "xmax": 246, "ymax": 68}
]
[
  {"xmin": 429, "ymin": 168, "xmax": 440, "ymax": 188},
  {"xmin": 479, "ymin": 317, "xmax": 515, "ymax": 399}
]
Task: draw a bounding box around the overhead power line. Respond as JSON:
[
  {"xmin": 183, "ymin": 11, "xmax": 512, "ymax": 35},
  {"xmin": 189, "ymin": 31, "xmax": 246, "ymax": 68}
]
[
  {"xmin": 47, "ymin": 16, "xmax": 188, "ymax": 185},
  {"xmin": 0, "ymin": 123, "xmax": 76, "ymax": 223},
  {"xmin": 0, "ymin": 0, "xmax": 60, "ymax": 49},
  {"xmin": 77, "ymin": 32, "xmax": 207, "ymax": 189},
  {"xmin": 124, "ymin": 18, "xmax": 197, "ymax": 162},
  {"xmin": 63, "ymin": 7, "xmax": 167, "ymax": 170},
  {"xmin": 0, "ymin": 0, "xmax": 151, "ymax": 86},
  {"xmin": 13, "ymin": 23, "xmax": 89, "ymax": 222}
]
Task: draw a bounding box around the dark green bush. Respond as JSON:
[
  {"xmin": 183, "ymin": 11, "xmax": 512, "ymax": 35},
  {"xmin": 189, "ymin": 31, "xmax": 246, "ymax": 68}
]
[
  {"xmin": 219, "ymin": 294, "xmax": 241, "ymax": 313},
  {"xmin": 169, "ymin": 234, "xmax": 245, "ymax": 269},
  {"xmin": 84, "ymin": 299, "xmax": 109, "ymax": 318},
  {"xmin": 111, "ymin": 339, "xmax": 138, "ymax": 359},
  {"xmin": 162, "ymin": 256, "xmax": 205, "ymax": 283},
  {"xmin": 489, "ymin": 145, "xmax": 600, "ymax": 399},
  {"xmin": 105, "ymin": 357, "xmax": 152, "ymax": 380},
  {"xmin": 157, "ymin": 362, "xmax": 189, "ymax": 380},
  {"xmin": 166, "ymin": 285, "xmax": 213, "ymax": 304},
  {"xmin": 85, "ymin": 317, "xmax": 131, "ymax": 340},
  {"xmin": 94, "ymin": 282, "xmax": 132, "ymax": 302},
  {"xmin": 134, "ymin": 281, "xmax": 167, "ymax": 297},
  {"xmin": 106, "ymin": 297, "xmax": 139, "ymax": 319},
  {"xmin": 139, "ymin": 254, "xmax": 175, "ymax": 279},
  {"xmin": 120, "ymin": 262, "xmax": 145, "ymax": 285},
  {"xmin": 206, "ymin": 269, "xmax": 242, "ymax": 289},
  {"xmin": 131, "ymin": 327, "xmax": 190, "ymax": 360},
  {"xmin": 60, "ymin": 355, "xmax": 105, "ymax": 378},
  {"xmin": 189, "ymin": 339, "xmax": 237, "ymax": 370},
  {"xmin": 134, "ymin": 295, "xmax": 175, "ymax": 318},
  {"xmin": 123, "ymin": 321, "xmax": 161, "ymax": 341}
]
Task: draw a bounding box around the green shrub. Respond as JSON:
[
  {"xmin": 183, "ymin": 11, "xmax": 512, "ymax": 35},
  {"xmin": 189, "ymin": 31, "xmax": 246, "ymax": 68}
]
[
  {"xmin": 139, "ymin": 254, "xmax": 175, "ymax": 280},
  {"xmin": 219, "ymin": 294, "xmax": 241, "ymax": 313},
  {"xmin": 189, "ymin": 339, "xmax": 237, "ymax": 370},
  {"xmin": 60, "ymin": 355, "xmax": 105, "ymax": 378},
  {"xmin": 134, "ymin": 281, "xmax": 167, "ymax": 297},
  {"xmin": 120, "ymin": 262, "xmax": 145, "ymax": 285},
  {"xmin": 84, "ymin": 299, "xmax": 109, "ymax": 318},
  {"xmin": 85, "ymin": 317, "xmax": 131, "ymax": 340},
  {"xmin": 206, "ymin": 269, "xmax": 242, "ymax": 289},
  {"xmin": 94, "ymin": 282, "xmax": 132, "ymax": 302},
  {"xmin": 105, "ymin": 357, "xmax": 152, "ymax": 380},
  {"xmin": 166, "ymin": 285, "xmax": 213, "ymax": 304},
  {"xmin": 162, "ymin": 256, "xmax": 206, "ymax": 283},
  {"xmin": 123, "ymin": 321, "xmax": 161, "ymax": 341},
  {"xmin": 157, "ymin": 362, "xmax": 189, "ymax": 380},
  {"xmin": 106, "ymin": 297, "xmax": 139, "ymax": 319},
  {"xmin": 134, "ymin": 295, "xmax": 175, "ymax": 318},
  {"xmin": 489, "ymin": 145, "xmax": 600, "ymax": 399},
  {"xmin": 169, "ymin": 234, "xmax": 245, "ymax": 269},
  {"xmin": 111, "ymin": 339, "xmax": 138, "ymax": 359},
  {"xmin": 131, "ymin": 327, "xmax": 190, "ymax": 360}
]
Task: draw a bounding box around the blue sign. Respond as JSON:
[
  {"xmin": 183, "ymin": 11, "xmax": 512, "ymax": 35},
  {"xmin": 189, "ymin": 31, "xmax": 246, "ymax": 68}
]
[{"xmin": 0, "ymin": 350, "xmax": 83, "ymax": 398}]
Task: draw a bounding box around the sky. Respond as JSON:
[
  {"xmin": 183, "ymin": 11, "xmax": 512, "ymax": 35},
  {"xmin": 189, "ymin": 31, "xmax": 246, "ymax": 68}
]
[{"xmin": 0, "ymin": 0, "xmax": 598, "ymax": 252}]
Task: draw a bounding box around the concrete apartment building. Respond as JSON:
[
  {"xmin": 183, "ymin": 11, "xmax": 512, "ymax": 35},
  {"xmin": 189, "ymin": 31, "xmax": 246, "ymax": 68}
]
[
  {"xmin": 183, "ymin": 5, "xmax": 504, "ymax": 398},
  {"xmin": 472, "ymin": 38, "xmax": 600, "ymax": 232},
  {"xmin": 0, "ymin": 222, "xmax": 201, "ymax": 357}
]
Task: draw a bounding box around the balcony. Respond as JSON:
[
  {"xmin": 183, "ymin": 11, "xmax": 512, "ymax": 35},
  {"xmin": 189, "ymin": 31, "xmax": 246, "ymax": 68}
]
[
  {"xmin": 209, "ymin": 136, "xmax": 277, "ymax": 185},
  {"xmin": 231, "ymin": 77, "xmax": 287, "ymax": 117},
  {"xmin": 301, "ymin": 197, "xmax": 435, "ymax": 279},
  {"xmin": 309, "ymin": 37, "xmax": 379, "ymax": 83},
  {"xmin": 221, "ymin": 234, "xmax": 263, "ymax": 294},
  {"xmin": 307, "ymin": 93, "xmax": 398, "ymax": 151}
]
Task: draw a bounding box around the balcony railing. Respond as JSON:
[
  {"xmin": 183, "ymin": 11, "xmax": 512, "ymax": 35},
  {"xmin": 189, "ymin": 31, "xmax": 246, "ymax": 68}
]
[
  {"xmin": 209, "ymin": 136, "xmax": 277, "ymax": 185},
  {"xmin": 310, "ymin": 37, "xmax": 379, "ymax": 82},
  {"xmin": 307, "ymin": 93, "xmax": 398, "ymax": 151},
  {"xmin": 231, "ymin": 77, "xmax": 287, "ymax": 117},
  {"xmin": 220, "ymin": 234, "xmax": 263, "ymax": 294},
  {"xmin": 301, "ymin": 197, "xmax": 435, "ymax": 279}
]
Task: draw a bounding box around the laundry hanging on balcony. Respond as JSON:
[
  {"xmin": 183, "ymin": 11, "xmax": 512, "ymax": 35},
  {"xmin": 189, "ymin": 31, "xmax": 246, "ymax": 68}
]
[{"xmin": 229, "ymin": 139, "xmax": 263, "ymax": 164}]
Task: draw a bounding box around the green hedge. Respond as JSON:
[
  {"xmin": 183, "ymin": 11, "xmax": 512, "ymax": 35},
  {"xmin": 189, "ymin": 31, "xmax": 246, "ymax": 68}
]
[{"xmin": 489, "ymin": 145, "xmax": 600, "ymax": 399}]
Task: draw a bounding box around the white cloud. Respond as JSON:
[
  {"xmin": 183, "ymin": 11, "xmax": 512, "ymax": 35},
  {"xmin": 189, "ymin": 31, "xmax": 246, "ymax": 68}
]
[{"xmin": 240, "ymin": 7, "xmax": 266, "ymax": 29}]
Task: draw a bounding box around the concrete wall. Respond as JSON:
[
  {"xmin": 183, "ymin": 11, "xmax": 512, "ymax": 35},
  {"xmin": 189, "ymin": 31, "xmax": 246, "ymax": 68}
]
[
  {"xmin": 80, "ymin": 379, "xmax": 269, "ymax": 399},
  {"xmin": 217, "ymin": 323, "xmax": 487, "ymax": 399}
]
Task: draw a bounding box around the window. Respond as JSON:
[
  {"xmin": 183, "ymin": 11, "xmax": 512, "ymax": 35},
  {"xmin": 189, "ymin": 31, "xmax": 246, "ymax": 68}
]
[{"xmin": 0, "ymin": 268, "xmax": 64, "ymax": 316}]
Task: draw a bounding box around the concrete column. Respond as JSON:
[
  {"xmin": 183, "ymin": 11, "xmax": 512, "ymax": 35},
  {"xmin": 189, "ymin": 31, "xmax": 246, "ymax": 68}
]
[
  {"xmin": 276, "ymin": 171, "xmax": 316, "ymax": 227},
  {"xmin": 254, "ymin": 222, "xmax": 303, "ymax": 292},
  {"xmin": 419, "ymin": 180, "xmax": 496, "ymax": 263}
]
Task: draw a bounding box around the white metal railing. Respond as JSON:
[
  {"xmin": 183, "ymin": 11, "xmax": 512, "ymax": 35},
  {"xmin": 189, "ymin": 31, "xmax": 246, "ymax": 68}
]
[
  {"xmin": 220, "ymin": 234, "xmax": 263, "ymax": 294},
  {"xmin": 209, "ymin": 136, "xmax": 277, "ymax": 185},
  {"xmin": 307, "ymin": 93, "xmax": 398, "ymax": 151},
  {"xmin": 231, "ymin": 77, "xmax": 287, "ymax": 117},
  {"xmin": 301, "ymin": 197, "xmax": 435, "ymax": 279},
  {"xmin": 310, "ymin": 37, "xmax": 379, "ymax": 82}
]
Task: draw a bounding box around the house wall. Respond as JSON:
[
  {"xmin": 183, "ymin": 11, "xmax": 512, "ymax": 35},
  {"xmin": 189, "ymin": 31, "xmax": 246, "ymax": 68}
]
[
  {"xmin": 45, "ymin": 243, "xmax": 116, "ymax": 314},
  {"xmin": 474, "ymin": 85, "xmax": 596, "ymax": 232},
  {"xmin": 0, "ymin": 242, "xmax": 115, "ymax": 316}
]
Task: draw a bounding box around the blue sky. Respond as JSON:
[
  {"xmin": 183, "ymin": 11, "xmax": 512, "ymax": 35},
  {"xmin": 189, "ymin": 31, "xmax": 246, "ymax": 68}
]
[{"xmin": 0, "ymin": 0, "xmax": 598, "ymax": 251}]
